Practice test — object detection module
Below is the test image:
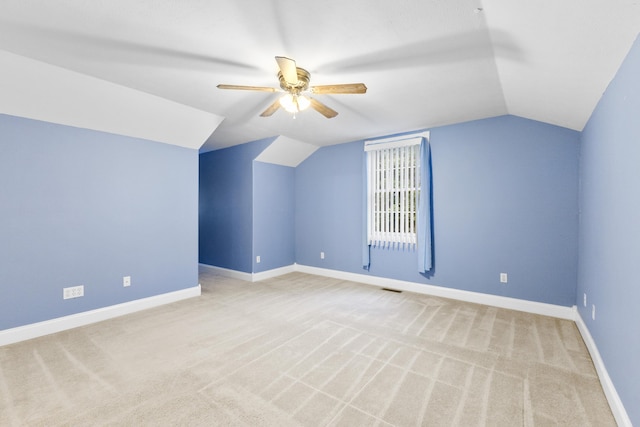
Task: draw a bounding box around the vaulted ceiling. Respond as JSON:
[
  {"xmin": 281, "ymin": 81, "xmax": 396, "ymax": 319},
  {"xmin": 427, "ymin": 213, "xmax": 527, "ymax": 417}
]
[{"xmin": 1, "ymin": 0, "xmax": 639, "ymax": 152}]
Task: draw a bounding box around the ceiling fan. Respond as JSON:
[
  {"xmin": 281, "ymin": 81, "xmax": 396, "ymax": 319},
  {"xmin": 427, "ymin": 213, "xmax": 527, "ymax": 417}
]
[{"xmin": 217, "ymin": 56, "xmax": 367, "ymax": 118}]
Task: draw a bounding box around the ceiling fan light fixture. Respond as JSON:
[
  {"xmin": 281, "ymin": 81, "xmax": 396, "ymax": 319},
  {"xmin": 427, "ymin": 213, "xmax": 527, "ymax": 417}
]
[
  {"xmin": 297, "ymin": 94, "xmax": 311, "ymax": 111},
  {"xmin": 280, "ymin": 93, "xmax": 310, "ymax": 113}
]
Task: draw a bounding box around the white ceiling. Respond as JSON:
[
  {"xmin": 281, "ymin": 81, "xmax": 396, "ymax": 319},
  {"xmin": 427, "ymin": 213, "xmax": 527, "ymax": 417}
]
[
  {"xmin": 255, "ymin": 136, "xmax": 319, "ymax": 168},
  {"xmin": 1, "ymin": 0, "xmax": 639, "ymax": 152}
]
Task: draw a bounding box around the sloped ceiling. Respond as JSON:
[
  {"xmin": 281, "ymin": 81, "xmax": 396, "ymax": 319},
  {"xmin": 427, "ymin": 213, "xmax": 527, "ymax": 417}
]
[
  {"xmin": 1, "ymin": 0, "xmax": 639, "ymax": 152},
  {"xmin": 255, "ymin": 136, "xmax": 319, "ymax": 168},
  {"xmin": 0, "ymin": 50, "xmax": 223, "ymax": 149}
]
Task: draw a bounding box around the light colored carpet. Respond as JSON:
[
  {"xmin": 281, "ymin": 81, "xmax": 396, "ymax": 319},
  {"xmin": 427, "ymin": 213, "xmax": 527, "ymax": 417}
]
[{"xmin": 0, "ymin": 269, "xmax": 615, "ymax": 426}]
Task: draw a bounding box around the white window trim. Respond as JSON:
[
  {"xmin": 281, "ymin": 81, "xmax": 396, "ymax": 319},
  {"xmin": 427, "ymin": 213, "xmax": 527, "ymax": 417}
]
[{"xmin": 364, "ymin": 135, "xmax": 423, "ymax": 152}]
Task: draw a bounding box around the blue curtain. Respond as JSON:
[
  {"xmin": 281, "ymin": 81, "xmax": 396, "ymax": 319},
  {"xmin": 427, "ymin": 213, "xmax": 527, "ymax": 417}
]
[
  {"xmin": 417, "ymin": 137, "xmax": 433, "ymax": 272},
  {"xmin": 362, "ymin": 149, "xmax": 371, "ymax": 270}
]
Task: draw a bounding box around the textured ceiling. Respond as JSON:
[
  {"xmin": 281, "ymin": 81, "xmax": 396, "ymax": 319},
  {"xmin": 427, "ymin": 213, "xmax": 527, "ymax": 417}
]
[{"xmin": 1, "ymin": 0, "xmax": 639, "ymax": 152}]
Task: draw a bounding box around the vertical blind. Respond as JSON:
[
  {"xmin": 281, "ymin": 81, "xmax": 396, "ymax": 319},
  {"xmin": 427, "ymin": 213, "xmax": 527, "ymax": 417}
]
[{"xmin": 365, "ymin": 137, "xmax": 422, "ymax": 249}]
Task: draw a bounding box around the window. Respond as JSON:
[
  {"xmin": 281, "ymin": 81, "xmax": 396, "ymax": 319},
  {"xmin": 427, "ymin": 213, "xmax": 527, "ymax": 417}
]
[
  {"xmin": 365, "ymin": 137, "xmax": 422, "ymax": 248},
  {"xmin": 362, "ymin": 131, "xmax": 432, "ymax": 272}
]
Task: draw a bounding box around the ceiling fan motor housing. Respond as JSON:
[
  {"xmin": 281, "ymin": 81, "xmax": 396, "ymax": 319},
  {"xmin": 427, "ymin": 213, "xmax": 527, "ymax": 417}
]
[{"xmin": 278, "ymin": 68, "xmax": 310, "ymax": 93}]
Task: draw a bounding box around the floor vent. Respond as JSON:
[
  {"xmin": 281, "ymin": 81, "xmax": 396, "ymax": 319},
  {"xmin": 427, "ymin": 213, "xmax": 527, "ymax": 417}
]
[{"xmin": 382, "ymin": 288, "xmax": 402, "ymax": 293}]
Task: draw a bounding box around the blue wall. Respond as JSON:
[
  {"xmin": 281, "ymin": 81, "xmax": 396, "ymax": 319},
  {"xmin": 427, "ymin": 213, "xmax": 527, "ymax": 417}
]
[
  {"xmin": 0, "ymin": 114, "xmax": 198, "ymax": 330},
  {"xmin": 198, "ymin": 138, "xmax": 273, "ymax": 273},
  {"xmin": 578, "ymin": 35, "xmax": 640, "ymax": 425},
  {"xmin": 253, "ymin": 161, "xmax": 295, "ymax": 272},
  {"xmin": 296, "ymin": 115, "xmax": 580, "ymax": 306},
  {"xmin": 295, "ymin": 141, "xmax": 364, "ymax": 273}
]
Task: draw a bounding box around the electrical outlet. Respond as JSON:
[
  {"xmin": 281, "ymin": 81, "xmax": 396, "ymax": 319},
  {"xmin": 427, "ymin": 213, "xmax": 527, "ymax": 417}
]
[
  {"xmin": 320, "ymin": 252, "xmax": 325, "ymax": 259},
  {"xmin": 592, "ymin": 304, "xmax": 596, "ymax": 320},
  {"xmin": 583, "ymin": 293, "xmax": 587, "ymax": 307},
  {"xmin": 500, "ymin": 273, "xmax": 508, "ymax": 283},
  {"xmin": 63, "ymin": 285, "xmax": 84, "ymax": 300},
  {"xmin": 123, "ymin": 276, "xmax": 131, "ymax": 287},
  {"xmin": 256, "ymin": 255, "xmax": 261, "ymax": 263}
]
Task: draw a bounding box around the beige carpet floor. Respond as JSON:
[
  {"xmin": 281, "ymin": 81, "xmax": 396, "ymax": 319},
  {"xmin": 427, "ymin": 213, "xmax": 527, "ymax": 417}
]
[{"xmin": 0, "ymin": 269, "xmax": 615, "ymax": 426}]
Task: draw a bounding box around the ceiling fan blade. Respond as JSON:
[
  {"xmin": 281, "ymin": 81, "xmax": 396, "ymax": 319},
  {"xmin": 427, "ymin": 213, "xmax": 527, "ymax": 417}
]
[
  {"xmin": 309, "ymin": 98, "xmax": 338, "ymax": 119},
  {"xmin": 275, "ymin": 56, "xmax": 298, "ymax": 85},
  {"xmin": 260, "ymin": 99, "xmax": 281, "ymax": 117},
  {"xmin": 217, "ymin": 84, "xmax": 277, "ymax": 92},
  {"xmin": 311, "ymin": 83, "xmax": 367, "ymax": 95}
]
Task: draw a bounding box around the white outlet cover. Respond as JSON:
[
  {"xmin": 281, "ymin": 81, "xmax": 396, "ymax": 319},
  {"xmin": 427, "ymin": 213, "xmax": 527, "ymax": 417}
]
[
  {"xmin": 123, "ymin": 276, "xmax": 131, "ymax": 287},
  {"xmin": 63, "ymin": 285, "xmax": 84, "ymax": 299}
]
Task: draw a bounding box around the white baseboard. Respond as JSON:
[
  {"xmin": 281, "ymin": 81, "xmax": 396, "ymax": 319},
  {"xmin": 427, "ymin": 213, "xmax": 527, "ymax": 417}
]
[
  {"xmin": 253, "ymin": 264, "xmax": 297, "ymax": 281},
  {"xmin": 574, "ymin": 311, "xmax": 631, "ymax": 427},
  {"xmin": 0, "ymin": 284, "xmax": 201, "ymax": 347},
  {"xmin": 198, "ymin": 263, "xmax": 296, "ymax": 283},
  {"xmin": 294, "ymin": 264, "xmax": 576, "ymax": 320},
  {"xmin": 199, "ymin": 263, "xmax": 253, "ymax": 281},
  {"xmin": 201, "ymin": 262, "xmax": 575, "ymax": 320}
]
